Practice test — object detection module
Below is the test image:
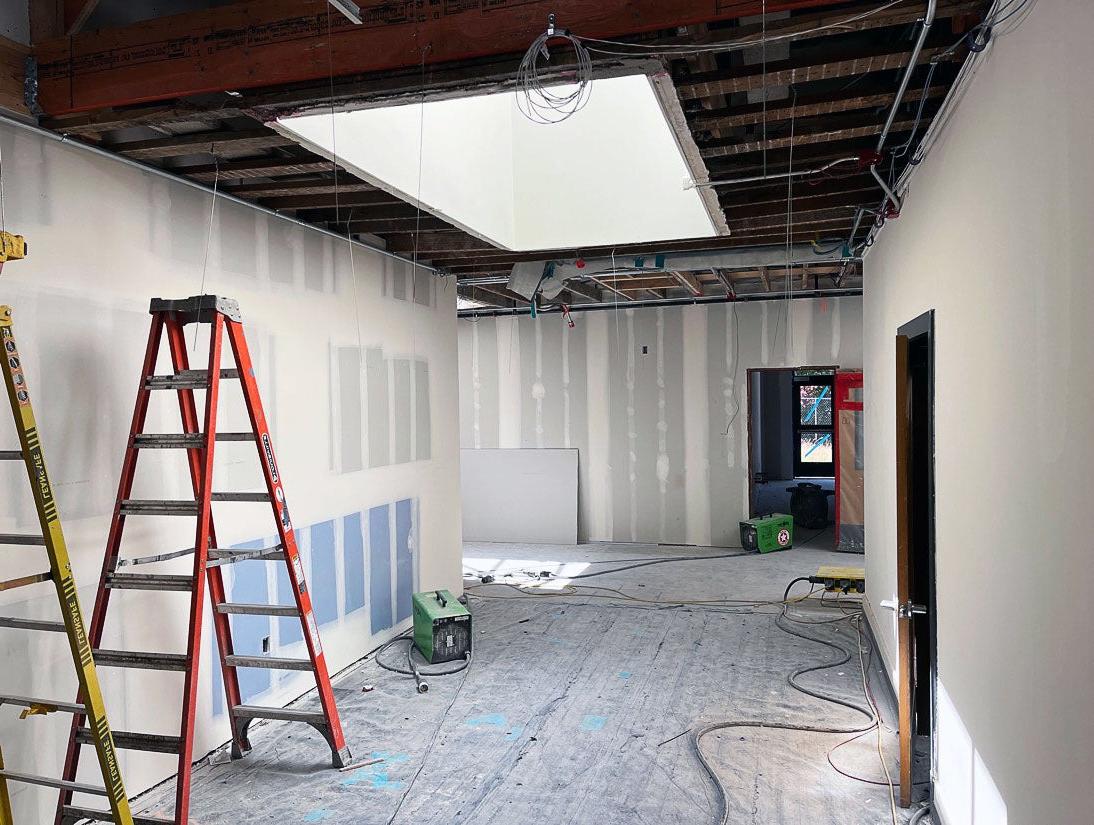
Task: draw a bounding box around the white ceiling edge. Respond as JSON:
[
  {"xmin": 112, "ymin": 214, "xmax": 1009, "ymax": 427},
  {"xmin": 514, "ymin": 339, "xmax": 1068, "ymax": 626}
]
[{"xmin": 276, "ymin": 74, "xmax": 719, "ymax": 254}]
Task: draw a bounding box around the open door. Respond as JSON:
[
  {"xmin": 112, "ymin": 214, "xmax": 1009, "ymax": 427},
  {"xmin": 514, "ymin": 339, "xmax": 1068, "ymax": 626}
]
[{"xmin": 895, "ymin": 311, "xmax": 936, "ymax": 807}]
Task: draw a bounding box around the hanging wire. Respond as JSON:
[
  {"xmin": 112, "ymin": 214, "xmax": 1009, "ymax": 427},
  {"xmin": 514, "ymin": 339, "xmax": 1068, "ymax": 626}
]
[
  {"xmin": 192, "ymin": 153, "xmax": 220, "ymax": 349},
  {"xmin": 516, "ymin": 19, "xmax": 594, "ymax": 124},
  {"xmin": 0, "ymin": 138, "xmax": 6, "ymax": 232}
]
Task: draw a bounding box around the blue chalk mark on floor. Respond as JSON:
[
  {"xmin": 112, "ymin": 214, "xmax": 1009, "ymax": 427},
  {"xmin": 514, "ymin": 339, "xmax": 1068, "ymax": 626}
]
[
  {"xmin": 618, "ymin": 671, "xmax": 632, "ymax": 680},
  {"xmin": 465, "ymin": 713, "xmax": 508, "ymax": 730},
  {"xmin": 505, "ymin": 724, "xmax": 525, "ymax": 740},
  {"xmin": 581, "ymin": 715, "xmax": 607, "ymax": 731},
  {"xmin": 303, "ymin": 811, "xmax": 333, "ymax": 822},
  {"xmin": 341, "ymin": 752, "xmax": 409, "ymax": 791}
]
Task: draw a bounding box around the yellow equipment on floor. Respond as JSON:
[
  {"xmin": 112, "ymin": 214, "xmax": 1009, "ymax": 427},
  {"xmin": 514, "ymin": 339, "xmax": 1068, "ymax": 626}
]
[
  {"xmin": 813, "ymin": 566, "xmax": 866, "ymax": 594},
  {"xmin": 0, "ymin": 233, "xmax": 26, "ymax": 265}
]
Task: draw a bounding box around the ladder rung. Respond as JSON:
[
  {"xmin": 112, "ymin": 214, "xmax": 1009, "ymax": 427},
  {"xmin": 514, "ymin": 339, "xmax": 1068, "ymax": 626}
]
[
  {"xmin": 133, "ymin": 432, "xmax": 254, "ymax": 449},
  {"xmin": 0, "ymin": 571, "xmax": 52, "ymax": 591},
  {"xmin": 0, "ymin": 533, "xmax": 46, "ymax": 545},
  {"xmin": 207, "ymin": 545, "xmax": 284, "ymax": 566},
  {"xmin": 0, "ymin": 616, "xmax": 66, "ymax": 632},
  {"xmin": 92, "ymin": 649, "xmax": 190, "ymax": 672},
  {"xmin": 76, "ymin": 727, "xmax": 182, "ymax": 755},
  {"xmin": 0, "ymin": 768, "xmax": 106, "ymax": 796},
  {"xmin": 61, "ymin": 805, "xmax": 174, "ymax": 825},
  {"xmin": 210, "ymin": 492, "xmax": 271, "ymax": 503},
  {"xmin": 0, "ymin": 450, "xmax": 21, "ymax": 461},
  {"xmin": 0, "ymin": 695, "xmax": 85, "ymax": 714},
  {"xmin": 106, "ymin": 573, "xmax": 196, "ymax": 592},
  {"xmin": 224, "ymin": 655, "xmax": 314, "ymax": 671},
  {"xmin": 216, "ymin": 602, "xmax": 299, "ymax": 617},
  {"xmin": 116, "ymin": 547, "xmax": 196, "ymax": 567},
  {"xmin": 231, "ymin": 705, "xmax": 327, "ymax": 725},
  {"xmin": 120, "ymin": 499, "xmax": 200, "ymax": 516},
  {"xmin": 144, "ymin": 369, "xmax": 239, "ymax": 390}
]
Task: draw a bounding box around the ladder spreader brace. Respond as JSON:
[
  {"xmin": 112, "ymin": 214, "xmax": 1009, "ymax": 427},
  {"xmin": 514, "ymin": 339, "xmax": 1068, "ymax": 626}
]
[
  {"xmin": 56, "ymin": 296, "xmax": 350, "ymax": 825},
  {"xmin": 0, "ymin": 306, "xmax": 133, "ymax": 825}
]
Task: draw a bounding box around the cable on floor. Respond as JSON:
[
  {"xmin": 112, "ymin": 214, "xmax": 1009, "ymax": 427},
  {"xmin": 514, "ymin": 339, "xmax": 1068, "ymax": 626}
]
[
  {"xmin": 372, "ymin": 631, "xmax": 472, "ymax": 694},
  {"xmin": 691, "ymin": 577, "xmax": 899, "ymax": 825}
]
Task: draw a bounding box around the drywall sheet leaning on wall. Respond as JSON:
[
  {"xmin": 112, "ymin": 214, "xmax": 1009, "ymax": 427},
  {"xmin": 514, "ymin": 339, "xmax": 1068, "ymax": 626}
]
[
  {"xmin": 457, "ymin": 298, "xmax": 863, "ymax": 546},
  {"xmin": 0, "ymin": 121, "xmax": 462, "ymax": 822},
  {"xmin": 461, "ymin": 448, "xmax": 578, "ymax": 544}
]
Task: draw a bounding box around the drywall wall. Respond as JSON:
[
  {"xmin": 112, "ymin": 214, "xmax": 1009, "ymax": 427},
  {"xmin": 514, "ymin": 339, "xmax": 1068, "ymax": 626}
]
[
  {"xmin": 862, "ymin": 4, "xmax": 1093, "ymax": 823},
  {"xmin": 458, "ymin": 297, "xmax": 862, "ymax": 546},
  {"xmin": 460, "ymin": 448, "xmax": 578, "ymax": 543},
  {"xmin": 0, "ymin": 122, "xmax": 462, "ymax": 821},
  {"xmin": 278, "ymin": 75, "xmax": 715, "ymax": 251}
]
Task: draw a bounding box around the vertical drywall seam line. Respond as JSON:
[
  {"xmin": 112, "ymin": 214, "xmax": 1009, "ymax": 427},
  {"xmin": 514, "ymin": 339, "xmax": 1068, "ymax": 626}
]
[
  {"xmin": 562, "ymin": 322, "xmax": 572, "ymax": 449},
  {"xmin": 586, "ymin": 312, "xmax": 612, "ymax": 540},
  {"xmin": 471, "ymin": 321, "xmax": 482, "ymax": 450},
  {"xmin": 533, "ymin": 314, "xmax": 544, "ymax": 448},
  {"xmin": 655, "ymin": 308, "xmax": 669, "ymax": 543},
  {"xmin": 683, "ymin": 306, "xmax": 711, "ymax": 547},
  {"xmin": 831, "ymin": 298, "xmax": 842, "ymax": 361},
  {"xmin": 626, "ymin": 310, "xmax": 638, "ymax": 542},
  {"xmin": 497, "ymin": 318, "xmax": 522, "ymax": 448}
]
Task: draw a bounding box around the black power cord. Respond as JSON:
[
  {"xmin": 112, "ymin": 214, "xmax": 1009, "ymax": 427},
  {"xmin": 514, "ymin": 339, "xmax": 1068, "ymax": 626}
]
[{"xmin": 373, "ymin": 631, "xmax": 472, "ymax": 694}]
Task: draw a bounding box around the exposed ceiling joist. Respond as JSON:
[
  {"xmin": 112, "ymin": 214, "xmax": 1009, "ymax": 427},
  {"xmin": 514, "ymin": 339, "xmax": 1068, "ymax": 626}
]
[
  {"xmin": 33, "ymin": 0, "xmax": 845, "ymax": 115},
  {"xmin": 701, "ymin": 116, "xmax": 927, "ymax": 157},
  {"xmin": 112, "ymin": 128, "xmax": 294, "ymax": 159}
]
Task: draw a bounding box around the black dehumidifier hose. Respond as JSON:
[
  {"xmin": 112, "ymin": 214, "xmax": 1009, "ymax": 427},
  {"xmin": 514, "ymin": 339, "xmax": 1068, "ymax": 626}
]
[{"xmin": 374, "ymin": 631, "xmax": 472, "ymax": 693}]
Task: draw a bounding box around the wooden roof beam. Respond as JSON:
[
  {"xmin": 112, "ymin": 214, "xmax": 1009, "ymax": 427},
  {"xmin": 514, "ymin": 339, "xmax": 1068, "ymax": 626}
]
[
  {"xmin": 112, "ymin": 128, "xmax": 294, "ymax": 160},
  {"xmin": 33, "ymin": 0, "xmax": 845, "ymax": 116}
]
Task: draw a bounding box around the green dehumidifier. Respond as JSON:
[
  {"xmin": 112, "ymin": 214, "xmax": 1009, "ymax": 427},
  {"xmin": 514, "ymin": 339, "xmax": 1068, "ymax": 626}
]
[
  {"xmin": 739, "ymin": 513, "xmax": 794, "ymax": 553},
  {"xmin": 412, "ymin": 590, "xmax": 472, "ymax": 664}
]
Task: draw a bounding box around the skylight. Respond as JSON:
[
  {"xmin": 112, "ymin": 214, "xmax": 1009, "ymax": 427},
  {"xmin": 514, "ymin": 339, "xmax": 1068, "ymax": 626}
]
[{"xmin": 276, "ymin": 75, "xmax": 717, "ymax": 252}]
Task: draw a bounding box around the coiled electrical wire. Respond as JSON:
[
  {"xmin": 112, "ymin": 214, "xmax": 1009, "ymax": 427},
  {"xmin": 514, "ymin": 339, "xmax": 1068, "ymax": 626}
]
[
  {"xmin": 516, "ymin": 25, "xmax": 594, "ymax": 124},
  {"xmin": 373, "ymin": 631, "xmax": 472, "ymax": 694}
]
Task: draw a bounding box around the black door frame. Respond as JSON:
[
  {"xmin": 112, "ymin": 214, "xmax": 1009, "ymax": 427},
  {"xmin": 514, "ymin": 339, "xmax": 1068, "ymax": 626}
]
[{"xmin": 896, "ymin": 309, "xmax": 937, "ymax": 804}]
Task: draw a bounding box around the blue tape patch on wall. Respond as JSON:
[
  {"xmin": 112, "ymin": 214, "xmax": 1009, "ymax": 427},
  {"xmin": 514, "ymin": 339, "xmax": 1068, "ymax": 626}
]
[
  {"xmin": 211, "ymin": 500, "xmax": 416, "ymax": 717},
  {"xmin": 311, "ymin": 520, "xmax": 338, "ymax": 627},
  {"xmin": 369, "ymin": 504, "xmax": 393, "ymax": 633},
  {"xmin": 344, "ymin": 513, "xmax": 365, "ymax": 615}
]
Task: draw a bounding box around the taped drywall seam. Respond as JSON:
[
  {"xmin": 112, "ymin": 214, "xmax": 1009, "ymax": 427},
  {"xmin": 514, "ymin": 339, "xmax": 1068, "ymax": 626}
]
[
  {"xmin": 562, "ymin": 323, "xmax": 572, "ymax": 448},
  {"xmin": 831, "ymin": 298, "xmax": 842, "ymax": 360},
  {"xmin": 682, "ymin": 307, "xmax": 711, "ymax": 547},
  {"xmin": 533, "ymin": 315, "xmax": 545, "ymax": 448},
  {"xmin": 497, "ymin": 318, "xmax": 522, "ymax": 448},
  {"xmin": 586, "ymin": 313, "xmax": 612, "ymax": 540},
  {"xmin": 761, "ymin": 301, "xmax": 771, "ymax": 365},
  {"xmin": 626, "ymin": 310, "xmax": 638, "ymax": 542},
  {"xmin": 656, "ymin": 308, "xmax": 669, "ymax": 542},
  {"xmin": 471, "ymin": 321, "xmax": 482, "ymax": 449}
]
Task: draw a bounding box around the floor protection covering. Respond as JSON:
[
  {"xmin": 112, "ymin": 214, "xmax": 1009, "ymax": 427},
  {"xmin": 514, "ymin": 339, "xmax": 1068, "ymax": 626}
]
[{"xmin": 136, "ymin": 540, "xmax": 912, "ymax": 824}]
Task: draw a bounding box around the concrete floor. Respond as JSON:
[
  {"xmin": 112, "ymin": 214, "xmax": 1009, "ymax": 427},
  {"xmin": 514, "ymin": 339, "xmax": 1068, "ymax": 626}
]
[{"xmin": 132, "ymin": 532, "xmax": 926, "ymax": 824}]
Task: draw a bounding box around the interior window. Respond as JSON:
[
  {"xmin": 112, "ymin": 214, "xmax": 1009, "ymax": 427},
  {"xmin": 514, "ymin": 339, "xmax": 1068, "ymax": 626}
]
[{"xmin": 794, "ymin": 371, "xmax": 834, "ymax": 477}]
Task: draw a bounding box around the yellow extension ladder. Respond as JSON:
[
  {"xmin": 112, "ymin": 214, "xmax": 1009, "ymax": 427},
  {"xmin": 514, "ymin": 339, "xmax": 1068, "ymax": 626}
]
[{"xmin": 0, "ymin": 305, "xmax": 133, "ymax": 824}]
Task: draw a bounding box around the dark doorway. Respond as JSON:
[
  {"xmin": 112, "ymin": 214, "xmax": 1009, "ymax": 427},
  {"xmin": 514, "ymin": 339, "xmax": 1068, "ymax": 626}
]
[{"xmin": 895, "ymin": 311, "xmax": 936, "ymax": 806}]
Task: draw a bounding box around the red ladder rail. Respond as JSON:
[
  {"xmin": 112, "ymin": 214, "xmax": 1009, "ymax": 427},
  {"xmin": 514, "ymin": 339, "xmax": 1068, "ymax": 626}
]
[{"xmin": 55, "ymin": 296, "xmax": 349, "ymax": 825}]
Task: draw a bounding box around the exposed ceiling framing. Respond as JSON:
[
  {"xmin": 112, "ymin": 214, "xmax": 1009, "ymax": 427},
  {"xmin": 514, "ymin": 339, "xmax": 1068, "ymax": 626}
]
[{"xmin": 11, "ymin": 0, "xmax": 990, "ymax": 311}]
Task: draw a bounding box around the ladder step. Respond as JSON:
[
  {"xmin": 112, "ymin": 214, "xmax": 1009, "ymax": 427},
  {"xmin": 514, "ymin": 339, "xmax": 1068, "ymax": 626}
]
[
  {"xmin": 106, "ymin": 573, "xmax": 196, "ymax": 592},
  {"xmin": 0, "ymin": 571, "xmax": 52, "ymax": 591},
  {"xmin": 116, "ymin": 547, "xmax": 196, "ymax": 567},
  {"xmin": 0, "ymin": 768, "xmax": 106, "ymax": 796},
  {"xmin": 120, "ymin": 499, "xmax": 200, "ymax": 516},
  {"xmin": 61, "ymin": 805, "xmax": 174, "ymax": 825},
  {"xmin": 0, "ymin": 616, "xmax": 66, "ymax": 632},
  {"xmin": 133, "ymin": 432, "xmax": 254, "ymax": 449},
  {"xmin": 216, "ymin": 602, "xmax": 299, "ymax": 617},
  {"xmin": 207, "ymin": 544, "xmax": 284, "ymax": 566},
  {"xmin": 144, "ymin": 368, "xmax": 240, "ymax": 390},
  {"xmin": 0, "ymin": 533, "xmax": 46, "ymax": 545},
  {"xmin": 76, "ymin": 727, "xmax": 182, "ymax": 754},
  {"xmin": 224, "ymin": 655, "xmax": 314, "ymax": 671},
  {"xmin": 92, "ymin": 649, "xmax": 190, "ymax": 672},
  {"xmin": 0, "ymin": 450, "xmax": 21, "ymax": 460},
  {"xmin": 0, "ymin": 695, "xmax": 85, "ymax": 714},
  {"xmin": 231, "ymin": 705, "xmax": 327, "ymax": 725},
  {"xmin": 210, "ymin": 492, "xmax": 271, "ymax": 503}
]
